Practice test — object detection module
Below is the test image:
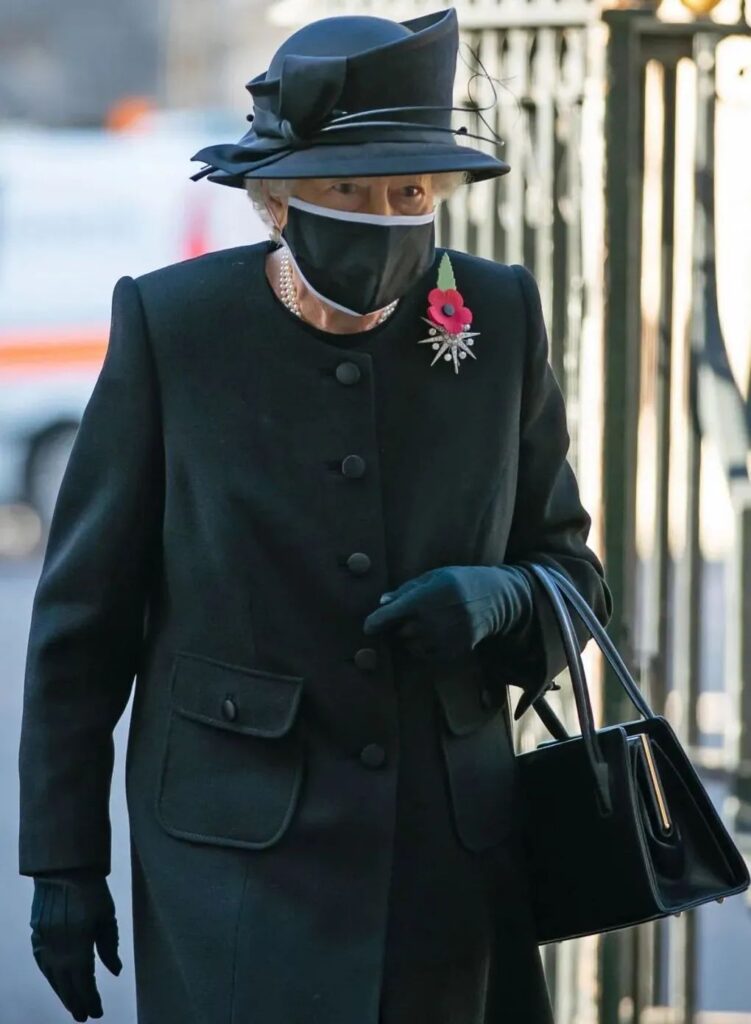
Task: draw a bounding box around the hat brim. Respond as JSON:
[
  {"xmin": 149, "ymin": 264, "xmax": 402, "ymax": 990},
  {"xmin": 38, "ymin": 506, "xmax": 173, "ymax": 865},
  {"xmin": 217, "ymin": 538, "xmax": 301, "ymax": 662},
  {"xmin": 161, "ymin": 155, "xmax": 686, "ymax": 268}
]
[{"xmin": 198, "ymin": 140, "xmax": 510, "ymax": 186}]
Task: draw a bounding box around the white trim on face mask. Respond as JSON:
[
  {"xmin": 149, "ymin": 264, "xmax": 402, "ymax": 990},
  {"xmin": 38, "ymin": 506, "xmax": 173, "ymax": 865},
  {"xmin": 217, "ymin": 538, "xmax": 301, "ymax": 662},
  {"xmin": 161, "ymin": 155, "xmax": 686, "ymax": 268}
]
[
  {"xmin": 282, "ymin": 242, "xmax": 389, "ymax": 318},
  {"xmin": 286, "ymin": 194, "xmax": 436, "ymax": 226}
]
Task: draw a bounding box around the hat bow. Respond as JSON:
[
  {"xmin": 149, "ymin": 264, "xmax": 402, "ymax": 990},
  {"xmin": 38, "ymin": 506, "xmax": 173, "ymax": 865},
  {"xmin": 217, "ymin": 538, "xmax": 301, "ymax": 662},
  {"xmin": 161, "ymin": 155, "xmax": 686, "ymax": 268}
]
[{"xmin": 248, "ymin": 53, "xmax": 348, "ymax": 147}]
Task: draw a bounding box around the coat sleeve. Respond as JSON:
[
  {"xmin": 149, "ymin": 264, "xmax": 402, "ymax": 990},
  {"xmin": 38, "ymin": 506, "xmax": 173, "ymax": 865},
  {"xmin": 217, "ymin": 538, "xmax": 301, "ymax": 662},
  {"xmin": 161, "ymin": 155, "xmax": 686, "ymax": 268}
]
[
  {"xmin": 18, "ymin": 274, "xmax": 164, "ymax": 877},
  {"xmin": 476, "ymin": 263, "xmax": 613, "ymax": 699}
]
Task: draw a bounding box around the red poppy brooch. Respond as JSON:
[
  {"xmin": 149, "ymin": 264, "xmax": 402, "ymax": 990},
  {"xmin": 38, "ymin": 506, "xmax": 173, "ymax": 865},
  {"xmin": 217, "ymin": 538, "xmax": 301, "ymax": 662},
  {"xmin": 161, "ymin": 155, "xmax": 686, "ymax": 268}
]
[{"xmin": 417, "ymin": 252, "xmax": 480, "ymax": 374}]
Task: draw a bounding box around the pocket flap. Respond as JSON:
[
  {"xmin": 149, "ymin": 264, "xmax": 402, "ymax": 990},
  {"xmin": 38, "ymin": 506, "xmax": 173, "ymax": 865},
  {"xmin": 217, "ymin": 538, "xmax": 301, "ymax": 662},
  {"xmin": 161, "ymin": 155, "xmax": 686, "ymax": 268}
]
[
  {"xmin": 434, "ymin": 655, "xmax": 497, "ymax": 736},
  {"xmin": 170, "ymin": 650, "xmax": 304, "ymax": 738}
]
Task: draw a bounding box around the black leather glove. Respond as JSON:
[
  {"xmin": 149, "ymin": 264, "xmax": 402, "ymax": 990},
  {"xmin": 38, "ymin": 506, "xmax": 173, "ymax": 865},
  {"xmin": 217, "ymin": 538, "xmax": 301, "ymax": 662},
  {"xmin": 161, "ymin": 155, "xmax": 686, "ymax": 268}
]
[
  {"xmin": 362, "ymin": 564, "xmax": 536, "ymax": 661},
  {"xmin": 30, "ymin": 868, "xmax": 122, "ymax": 1022}
]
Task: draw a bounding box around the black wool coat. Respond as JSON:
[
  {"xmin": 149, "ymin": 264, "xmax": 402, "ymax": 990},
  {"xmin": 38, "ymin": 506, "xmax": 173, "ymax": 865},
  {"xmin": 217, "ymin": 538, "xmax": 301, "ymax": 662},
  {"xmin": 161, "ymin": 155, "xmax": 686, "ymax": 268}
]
[{"xmin": 18, "ymin": 239, "xmax": 613, "ymax": 1024}]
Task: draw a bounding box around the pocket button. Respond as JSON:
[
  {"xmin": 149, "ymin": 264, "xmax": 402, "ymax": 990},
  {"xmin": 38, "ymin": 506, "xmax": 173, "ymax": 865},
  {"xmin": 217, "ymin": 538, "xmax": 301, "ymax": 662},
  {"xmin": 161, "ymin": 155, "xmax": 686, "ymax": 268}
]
[
  {"xmin": 341, "ymin": 454, "xmax": 366, "ymax": 478},
  {"xmin": 479, "ymin": 687, "xmax": 493, "ymax": 709},
  {"xmin": 360, "ymin": 743, "xmax": 386, "ymax": 768},
  {"xmin": 221, "ymin": 697, "xmax": 238, "ymax": 722}
]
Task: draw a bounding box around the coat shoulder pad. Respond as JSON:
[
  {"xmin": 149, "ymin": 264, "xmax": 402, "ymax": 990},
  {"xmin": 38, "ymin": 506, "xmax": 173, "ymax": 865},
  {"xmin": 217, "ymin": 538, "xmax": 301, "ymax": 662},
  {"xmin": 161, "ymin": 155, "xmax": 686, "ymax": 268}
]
[{"xmin": 133, "ymin": 241, "xmax": 268, "ymax": 320}]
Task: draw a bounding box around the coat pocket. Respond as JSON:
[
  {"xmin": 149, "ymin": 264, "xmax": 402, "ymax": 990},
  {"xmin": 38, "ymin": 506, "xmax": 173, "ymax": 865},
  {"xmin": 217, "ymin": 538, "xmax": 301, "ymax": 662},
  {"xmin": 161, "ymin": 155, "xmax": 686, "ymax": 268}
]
[
  {"xmin": 154, "ymin": 650, "xmax": 305, "ymax": 849},
  {"xmin": 434, "ymin": 655, "xmax": 520, "ymax": 852}
]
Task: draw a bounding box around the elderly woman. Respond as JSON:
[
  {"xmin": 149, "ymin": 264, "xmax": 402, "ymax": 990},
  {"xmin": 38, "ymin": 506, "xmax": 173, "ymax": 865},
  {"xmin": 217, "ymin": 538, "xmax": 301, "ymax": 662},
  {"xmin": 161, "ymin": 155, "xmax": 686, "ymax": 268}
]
[{"xmin": 18, "ymin": 7, "xmax": 612, "ymax": 1024}]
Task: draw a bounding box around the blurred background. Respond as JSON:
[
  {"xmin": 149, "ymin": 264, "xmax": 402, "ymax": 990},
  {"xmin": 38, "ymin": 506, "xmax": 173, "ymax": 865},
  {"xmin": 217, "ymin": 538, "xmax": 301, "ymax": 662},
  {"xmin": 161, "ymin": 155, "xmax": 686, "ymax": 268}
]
[{"xmin": 1, "ymin": 0, "xmax": 750, "ymax": 1021}]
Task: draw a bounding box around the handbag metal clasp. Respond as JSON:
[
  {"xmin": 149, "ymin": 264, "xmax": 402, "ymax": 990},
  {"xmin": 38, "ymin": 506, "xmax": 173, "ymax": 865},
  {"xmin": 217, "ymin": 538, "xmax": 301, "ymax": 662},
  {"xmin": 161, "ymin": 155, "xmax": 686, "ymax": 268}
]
[{"xmin": 639, "ymin": 732, "xmax": 672, "ymax": 833}]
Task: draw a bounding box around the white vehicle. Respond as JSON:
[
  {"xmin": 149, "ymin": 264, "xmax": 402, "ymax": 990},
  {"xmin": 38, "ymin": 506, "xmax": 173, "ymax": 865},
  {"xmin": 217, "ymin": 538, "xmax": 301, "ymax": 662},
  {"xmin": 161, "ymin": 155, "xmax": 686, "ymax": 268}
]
[{"xmin": 0, "ymin": 108, "xmax": 265, "ymax": 535}]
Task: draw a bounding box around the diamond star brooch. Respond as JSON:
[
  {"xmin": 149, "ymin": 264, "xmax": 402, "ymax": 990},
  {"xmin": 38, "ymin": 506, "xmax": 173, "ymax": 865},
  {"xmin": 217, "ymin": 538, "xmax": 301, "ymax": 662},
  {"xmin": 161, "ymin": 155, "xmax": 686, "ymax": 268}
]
[{"xmin": 417, "ymin": 252, "xmax": 480, "ymax": 374}]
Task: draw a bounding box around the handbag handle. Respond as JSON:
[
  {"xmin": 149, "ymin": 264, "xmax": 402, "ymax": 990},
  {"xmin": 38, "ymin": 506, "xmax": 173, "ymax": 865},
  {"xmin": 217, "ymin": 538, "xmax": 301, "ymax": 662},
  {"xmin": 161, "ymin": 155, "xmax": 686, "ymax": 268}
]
[
  {"xmin": 542, "ymin": 563, "xmax": 653, "ymax": 717},
  {"xmin": 519, "ymin": 561, "xmax": 654, "ymax": 721},
  {"xmin": 513, "ymin": 560, "xmax": 628, "ymax": 816}
]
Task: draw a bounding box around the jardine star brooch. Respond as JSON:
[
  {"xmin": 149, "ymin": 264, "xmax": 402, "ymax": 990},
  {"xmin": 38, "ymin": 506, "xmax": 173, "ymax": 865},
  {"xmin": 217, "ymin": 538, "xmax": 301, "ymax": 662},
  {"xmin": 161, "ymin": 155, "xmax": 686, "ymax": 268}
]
[{"xmin": 417, "ymin": 252, "xmax": 480, "ymax": 374}]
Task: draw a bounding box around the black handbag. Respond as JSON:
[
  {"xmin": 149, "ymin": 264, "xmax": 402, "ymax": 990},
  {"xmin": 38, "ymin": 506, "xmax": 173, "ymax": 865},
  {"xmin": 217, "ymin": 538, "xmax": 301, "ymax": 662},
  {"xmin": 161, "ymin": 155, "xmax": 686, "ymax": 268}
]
[{"xmin": 509, "ymin": 559, "xmax": 750, "ymax": 945}]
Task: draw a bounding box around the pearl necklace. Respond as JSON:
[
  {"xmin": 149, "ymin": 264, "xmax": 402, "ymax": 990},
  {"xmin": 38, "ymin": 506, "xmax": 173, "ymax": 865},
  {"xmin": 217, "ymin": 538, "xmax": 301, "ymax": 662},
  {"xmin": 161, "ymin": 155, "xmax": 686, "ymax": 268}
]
[{"xmin": 278, "ymin": 245, "xmax": 399, "ymax": 327}]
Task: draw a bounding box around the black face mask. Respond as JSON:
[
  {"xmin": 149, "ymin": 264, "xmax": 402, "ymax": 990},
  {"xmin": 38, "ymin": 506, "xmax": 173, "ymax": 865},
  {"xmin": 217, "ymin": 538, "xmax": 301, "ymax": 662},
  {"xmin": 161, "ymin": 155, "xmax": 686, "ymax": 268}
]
[{"xmin": 279, "ymin": 196, "xmax": 436, "ymax": 316}]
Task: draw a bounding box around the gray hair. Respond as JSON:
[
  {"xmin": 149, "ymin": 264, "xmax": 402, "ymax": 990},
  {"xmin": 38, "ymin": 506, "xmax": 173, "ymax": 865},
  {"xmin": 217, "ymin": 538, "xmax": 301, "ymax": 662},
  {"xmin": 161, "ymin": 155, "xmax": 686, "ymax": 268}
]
[{"xmin": 244, "ymin": 171, "xmax": 470, "ymax": 238}]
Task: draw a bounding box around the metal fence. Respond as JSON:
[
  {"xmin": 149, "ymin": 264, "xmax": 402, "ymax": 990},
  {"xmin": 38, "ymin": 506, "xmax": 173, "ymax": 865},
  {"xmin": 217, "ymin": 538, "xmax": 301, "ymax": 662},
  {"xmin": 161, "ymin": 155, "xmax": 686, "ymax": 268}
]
[{"xmin": 438, "ymin": 4, "xmax": 751, "ymax": 1019}]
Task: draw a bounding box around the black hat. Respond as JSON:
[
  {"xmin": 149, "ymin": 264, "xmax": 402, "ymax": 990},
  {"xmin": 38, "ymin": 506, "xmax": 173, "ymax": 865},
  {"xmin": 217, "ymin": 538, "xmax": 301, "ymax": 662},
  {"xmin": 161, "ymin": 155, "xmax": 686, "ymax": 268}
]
[{"xmin": 189, "ymin": 6, "xmax": 509, "ymax": 186}]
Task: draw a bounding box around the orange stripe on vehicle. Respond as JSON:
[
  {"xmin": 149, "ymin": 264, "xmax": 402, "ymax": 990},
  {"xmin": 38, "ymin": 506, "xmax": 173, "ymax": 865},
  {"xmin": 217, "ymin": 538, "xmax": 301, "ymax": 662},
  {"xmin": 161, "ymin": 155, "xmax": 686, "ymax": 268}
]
[{"xmin": 0, "ymin": 331, "xmax": 108, "ymax": 374}]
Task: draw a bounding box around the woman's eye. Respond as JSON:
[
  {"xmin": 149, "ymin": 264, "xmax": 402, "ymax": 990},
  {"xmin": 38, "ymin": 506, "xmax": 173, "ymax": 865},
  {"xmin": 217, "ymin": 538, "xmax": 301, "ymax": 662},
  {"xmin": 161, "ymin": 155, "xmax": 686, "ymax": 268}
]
[{"xmin": 327, "ymin": 181, "xmax": 425, "ymax": 206}]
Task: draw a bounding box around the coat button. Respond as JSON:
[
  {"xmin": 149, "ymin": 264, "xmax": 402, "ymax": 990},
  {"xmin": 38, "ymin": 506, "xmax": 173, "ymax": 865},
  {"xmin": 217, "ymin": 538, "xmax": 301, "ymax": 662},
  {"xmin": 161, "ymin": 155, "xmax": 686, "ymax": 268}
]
[
  {"xmin": 479, "ymin": 687, "xmax": 493, "ymax": 709},
  {"xmin": 354, "ymin": 647, "xmax": 378, "ymax": 671},
  {"xmin": 335, "ymin": 361, "xmax": 361, "ymax": 385},
  {"xmin": 222, "ymin": 697, "xmax": 238, "ymax": 721},
  {"xmin": 360, "ymin": 743, "xmax": 386, "ymax": 768},
  {"xmin": 341, "ymin": 454, "xmax": 366, "ymax": 478},
  {"xmin": 346, "ymin": 552, "xmax": 371, "ymax": 575}
]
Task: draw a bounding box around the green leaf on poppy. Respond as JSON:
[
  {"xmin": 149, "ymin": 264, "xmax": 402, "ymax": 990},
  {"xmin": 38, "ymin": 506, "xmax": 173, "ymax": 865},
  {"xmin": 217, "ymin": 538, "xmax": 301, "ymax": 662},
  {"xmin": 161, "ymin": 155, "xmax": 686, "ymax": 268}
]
[{"xmin": 436, "ymin": 252, "xmax": 456, "ymax": 292}]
